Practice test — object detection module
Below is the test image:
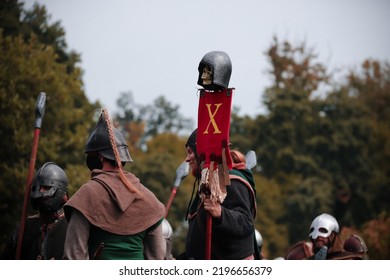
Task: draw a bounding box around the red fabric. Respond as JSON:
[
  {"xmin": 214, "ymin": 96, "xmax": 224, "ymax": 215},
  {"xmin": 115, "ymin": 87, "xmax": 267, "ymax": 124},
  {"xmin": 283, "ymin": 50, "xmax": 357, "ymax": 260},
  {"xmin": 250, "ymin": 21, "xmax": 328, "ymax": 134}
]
[{"xmin": 197, "ymin": 89, "xmax": 233, "ymax": 169}]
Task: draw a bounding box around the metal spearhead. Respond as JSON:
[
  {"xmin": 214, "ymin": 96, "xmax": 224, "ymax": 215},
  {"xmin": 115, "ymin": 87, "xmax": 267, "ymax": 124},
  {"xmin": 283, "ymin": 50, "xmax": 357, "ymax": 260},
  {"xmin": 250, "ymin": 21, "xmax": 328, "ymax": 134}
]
[
  {"xmin": 165, "ymin": 161, "xmax": 190, "ymax": 218},
  {"xmin": 34, "ymin": 92, "xmax": 46, "ymax": 128},
  {"xmin": 245, "ymin": 150, "xmax": 257, "ymax": 170},
  {"xmin": 314, "ymin": 246, "xmax": 328, "ymax": 260},
  {"xmin": 174, "ymin": 161, "xmax": 189, "ymax": 187}
]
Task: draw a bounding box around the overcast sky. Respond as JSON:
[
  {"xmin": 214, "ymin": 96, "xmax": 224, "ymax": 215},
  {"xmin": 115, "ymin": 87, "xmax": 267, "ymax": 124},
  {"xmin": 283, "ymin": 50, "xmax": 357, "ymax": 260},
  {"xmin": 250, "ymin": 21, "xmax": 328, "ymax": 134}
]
[{"xmin": 24, "ymin": 0, "xmax": 390, "ymax": 123}]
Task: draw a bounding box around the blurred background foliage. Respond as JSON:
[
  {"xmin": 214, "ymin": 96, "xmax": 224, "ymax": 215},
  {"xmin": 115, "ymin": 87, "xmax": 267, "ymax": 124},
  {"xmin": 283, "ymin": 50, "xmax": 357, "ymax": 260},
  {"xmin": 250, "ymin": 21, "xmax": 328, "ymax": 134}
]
[{"xmin": 0, "ymin": 0, "xmax": 389, "ymax": 259}]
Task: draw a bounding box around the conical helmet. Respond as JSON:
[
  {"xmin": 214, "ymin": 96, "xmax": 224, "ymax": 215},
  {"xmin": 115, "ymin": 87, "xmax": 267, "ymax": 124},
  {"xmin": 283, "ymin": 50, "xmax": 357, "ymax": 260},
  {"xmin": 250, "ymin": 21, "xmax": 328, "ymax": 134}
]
[{"xmin": 84, "ymin": 113, "xmax": 133, "ymax": 162}]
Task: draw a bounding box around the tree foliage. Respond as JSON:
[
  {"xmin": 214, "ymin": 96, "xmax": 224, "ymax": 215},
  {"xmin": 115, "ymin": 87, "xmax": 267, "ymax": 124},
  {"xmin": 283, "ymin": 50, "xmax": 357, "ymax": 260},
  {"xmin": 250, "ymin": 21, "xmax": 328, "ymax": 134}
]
[
  {"xmin": 115, "ymin": 91, "xmax": 194, "ymax": 149},
  {"xmin": 0, "ymin": 0, "xmax": 98, "ymax": 248},
  {"xmin": 252, "ymin": 37, "xmax": 390, "ymax": 258}
]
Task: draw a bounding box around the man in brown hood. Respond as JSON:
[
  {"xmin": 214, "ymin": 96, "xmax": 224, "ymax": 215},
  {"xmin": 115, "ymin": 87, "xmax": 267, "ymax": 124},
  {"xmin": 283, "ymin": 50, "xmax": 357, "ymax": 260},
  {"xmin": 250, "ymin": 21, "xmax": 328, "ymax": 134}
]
[{"xmin": 63, "ymin": 110, "xmax": 165, "ymax": 260}]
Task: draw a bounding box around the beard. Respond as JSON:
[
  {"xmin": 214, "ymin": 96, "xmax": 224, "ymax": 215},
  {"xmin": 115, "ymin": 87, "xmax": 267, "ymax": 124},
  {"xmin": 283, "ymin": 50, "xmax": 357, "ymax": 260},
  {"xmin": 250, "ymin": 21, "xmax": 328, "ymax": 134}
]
[{"xmin": 312, "ymin": 237, "xmax": 331, "ymax": 253}]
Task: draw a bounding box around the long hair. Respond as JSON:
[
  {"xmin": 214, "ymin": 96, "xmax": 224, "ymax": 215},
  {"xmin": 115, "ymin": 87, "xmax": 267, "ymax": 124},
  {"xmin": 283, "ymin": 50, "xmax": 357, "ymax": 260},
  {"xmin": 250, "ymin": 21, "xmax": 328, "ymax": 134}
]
[
  {"xmin": 102, "ymin": 109, "xmax": 142, "ymax": 196},
  {"xmin": 230, "ymin": 150, "xmax": 246, "ymax": 170}
]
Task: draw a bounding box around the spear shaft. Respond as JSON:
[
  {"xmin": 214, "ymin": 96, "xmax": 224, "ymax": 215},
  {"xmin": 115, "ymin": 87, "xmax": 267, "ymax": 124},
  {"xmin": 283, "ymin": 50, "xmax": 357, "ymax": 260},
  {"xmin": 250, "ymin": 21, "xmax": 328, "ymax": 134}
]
[{"xmin": 15, "ymin": 92, "xmax": 46, "ymax": 259}]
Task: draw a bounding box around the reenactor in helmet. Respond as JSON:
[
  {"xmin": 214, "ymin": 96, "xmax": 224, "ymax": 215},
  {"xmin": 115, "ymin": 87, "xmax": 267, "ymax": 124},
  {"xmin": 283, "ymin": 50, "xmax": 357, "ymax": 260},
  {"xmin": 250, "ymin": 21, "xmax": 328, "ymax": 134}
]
[
  {"xmin": 180, "ymin": 131, "xmax": 257, "ymax": 259},
  {"xmin": 177, "ymin": 51, "xmax": 257, "ymax": 260},
  {"xmin": 306, "ymin": 213, "xmax": 364, "ymax": 260},
  {"xmin": 343, "ymin": 234, "xmax": 369, "ymax": 259},
  {"xmin": 1, "ymin": 162, "xmax": 69, "ymax": 260},
  {"xmin": 63, "ymin": 111, "xmax": 166, "ymax": 260}
]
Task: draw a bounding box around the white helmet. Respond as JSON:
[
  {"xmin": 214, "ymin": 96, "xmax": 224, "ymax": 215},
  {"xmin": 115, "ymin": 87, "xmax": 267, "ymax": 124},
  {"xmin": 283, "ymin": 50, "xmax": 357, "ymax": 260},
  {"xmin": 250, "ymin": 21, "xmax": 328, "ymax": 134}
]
[
  {"xmin": 255, "ymin": 229, "xmax": 263, "ymax": 248},
  {"xmin": 309, "ymin": 213, "xmax": 339, "ymax": 239},
  {"xmin": 162, "ymin": 219, "xmax": 173, "ymax": 239}
]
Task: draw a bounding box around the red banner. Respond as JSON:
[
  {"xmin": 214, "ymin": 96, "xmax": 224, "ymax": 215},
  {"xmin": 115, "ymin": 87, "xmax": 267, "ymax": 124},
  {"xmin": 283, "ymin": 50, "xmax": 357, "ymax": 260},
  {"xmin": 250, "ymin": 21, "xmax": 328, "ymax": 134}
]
[{"xmin": 197, "ymin": 88, "xmax": 233, "ymax": 169}]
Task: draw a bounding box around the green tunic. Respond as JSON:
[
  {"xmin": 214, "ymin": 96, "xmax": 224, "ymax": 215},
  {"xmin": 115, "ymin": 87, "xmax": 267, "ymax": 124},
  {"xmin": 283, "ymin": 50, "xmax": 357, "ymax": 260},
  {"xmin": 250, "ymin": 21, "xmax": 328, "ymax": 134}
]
[{"xmin": 88, "ymin": 219, "xmax": 162, "ymax": 260}]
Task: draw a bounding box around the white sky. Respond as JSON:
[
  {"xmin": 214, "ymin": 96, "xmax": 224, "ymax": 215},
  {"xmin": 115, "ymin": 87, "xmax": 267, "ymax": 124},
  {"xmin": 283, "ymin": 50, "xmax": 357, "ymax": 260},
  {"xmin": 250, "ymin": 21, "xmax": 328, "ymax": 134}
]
[{"xmin": 24, "ymin": 0, "xmax": 390, "ymax": 123}]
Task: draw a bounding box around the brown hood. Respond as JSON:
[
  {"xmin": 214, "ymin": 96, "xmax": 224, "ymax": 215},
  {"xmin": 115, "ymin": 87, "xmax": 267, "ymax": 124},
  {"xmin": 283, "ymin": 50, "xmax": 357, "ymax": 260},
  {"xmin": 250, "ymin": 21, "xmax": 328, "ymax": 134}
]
[{"xmin": 65, "ymin": 170, "xmax": 165, "ymax": 235}]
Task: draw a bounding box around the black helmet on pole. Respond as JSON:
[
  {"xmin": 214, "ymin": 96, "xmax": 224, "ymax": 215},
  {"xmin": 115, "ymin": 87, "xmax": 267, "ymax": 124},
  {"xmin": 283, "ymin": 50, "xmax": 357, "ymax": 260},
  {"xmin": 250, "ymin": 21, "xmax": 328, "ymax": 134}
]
[
  {"xmin": 30, "ymin": 162, "xmax": 68, "ymax": 213},
  {"xmin": 197, "ymin": 51, "xmax": 232, "ymax": 90},
  {"xmin": 84, "ymin": 113, "xmax": 133, "ymax": 163}
]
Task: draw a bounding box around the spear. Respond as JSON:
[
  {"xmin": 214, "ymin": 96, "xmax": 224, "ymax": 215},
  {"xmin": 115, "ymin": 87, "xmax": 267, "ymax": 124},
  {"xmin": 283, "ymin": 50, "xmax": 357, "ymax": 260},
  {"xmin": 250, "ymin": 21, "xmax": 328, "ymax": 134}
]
[
  {"xmin": 165, "ymin": 161, "xmax": 189, "ymax": 218},
  {"xmin": 15, "ymin": 92, "xmax": 46, "ymax": 259},
  {"xmin": 245, "ymin": 150, "xmax": 257, "ymax": 170}
]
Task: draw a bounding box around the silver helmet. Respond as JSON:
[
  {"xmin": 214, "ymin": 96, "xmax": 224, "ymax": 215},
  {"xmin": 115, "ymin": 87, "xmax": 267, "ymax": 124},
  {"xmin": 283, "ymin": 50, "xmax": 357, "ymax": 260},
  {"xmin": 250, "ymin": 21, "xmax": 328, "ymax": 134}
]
[
  {"xmin": 31, "ymin": 162, "xmax": 68, "ymax": 212},
  {"xmin": 255, "ymin": 229, "xmax": 263, "ymax": 248},
  {"xmin": 197, "ymin": 51, "xmax": 232, "ymax": 90},
  {"xmin": 344, "ymin": 234, "xmax": 368, "ymax": 255},
  {"xmin": 309, "ymin": 213, "xmax": 339, "ymax": 239},
  {"xmin": 162, "ymin": 219, "xmax": 173, "ymax": 239}
]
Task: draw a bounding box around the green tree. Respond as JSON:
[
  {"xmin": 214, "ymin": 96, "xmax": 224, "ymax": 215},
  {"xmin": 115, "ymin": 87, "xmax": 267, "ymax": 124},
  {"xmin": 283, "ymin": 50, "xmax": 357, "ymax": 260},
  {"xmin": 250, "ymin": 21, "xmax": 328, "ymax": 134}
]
[
  {"xmin": 254, "ymin": 37, "xmax": 389, "ymax": 258},
  {"xmin": 126, "ymin": 132, "xmax": 192, "ymax": 257},
  {"xmin": 0, "ymin": 1, "xmax": 97, "ymax": 249},
  {"xmin": 255, "ymin": 37, "xmax": 333, "ymax": 248},
  {"xmin": 115, "ymin": 91, "xmax": 146, "ymax": 154},
  {"xmin": 139, "ymin": 95, "xmax": 194, "ymax": 138},
  {"xmin": 254, "ymin": 174, "xmax": 288, "ymax": 259},
  {"xmin": 115, "ymin": 92, "xmax": 194, "ymax": 148},
  {"xmin": 314, "ymin": 86, "xmax": 373, "ymax": 227},
  {"xmin": 259, "ymin": 36, "xmax": 328, "ymax": 178},
  {"xmin": 1, "ymin": 1, "xmax": 80, "ymax": 73},
  {"xmin": 229, "ymin": 106, "xmax": 258, "ymax": 153},
  {"xmin": 342, "ymin": 60, "xmax": 390, "ymax": 227}
]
